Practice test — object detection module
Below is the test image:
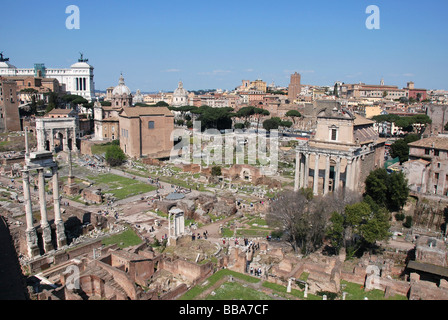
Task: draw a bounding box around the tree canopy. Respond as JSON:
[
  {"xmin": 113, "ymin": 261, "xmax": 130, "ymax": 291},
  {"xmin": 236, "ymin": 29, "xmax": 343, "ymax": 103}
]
[
  {"xmin": 285, "ymin": 110, "xmax": 302, "ymax": 124},
  {"xmin": 390, "ymin": 134, "xmax": 420, "ymax": 163},
  {"xmin": 194, "ymin": 106, "xmax": 234, "ymax": 131},
  {"xmin": 364, "ymin": 168, "xmax": 409, "ymax": 212},
  {"xmin": 326, "ymin": 197, "xmax": 390, "ymax": 258},
  {"xmin": 372, "ymin": 114, "xmax": 431, "ymax": 135},
  {"xmin": 105, "ymin": 144, "xmax": 126, "ymax": 167}
]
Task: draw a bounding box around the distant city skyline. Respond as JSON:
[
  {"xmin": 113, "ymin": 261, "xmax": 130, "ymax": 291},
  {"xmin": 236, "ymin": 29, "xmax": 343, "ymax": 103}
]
[{"xmin": 1, "ymin": 0, "xmax": 447, "ymax": 92}]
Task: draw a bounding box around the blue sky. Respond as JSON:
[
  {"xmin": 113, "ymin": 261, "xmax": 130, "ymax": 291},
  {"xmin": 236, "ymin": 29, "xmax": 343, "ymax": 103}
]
[{"xmin": 1, "ymin": 0, "xmax": 447, "ymax": 92}]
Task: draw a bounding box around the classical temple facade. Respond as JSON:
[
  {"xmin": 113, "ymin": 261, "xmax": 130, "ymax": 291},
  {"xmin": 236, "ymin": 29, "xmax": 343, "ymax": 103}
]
[{"xmin": 294, "ymin": 102, "xmax": 385, "ymax": 195}]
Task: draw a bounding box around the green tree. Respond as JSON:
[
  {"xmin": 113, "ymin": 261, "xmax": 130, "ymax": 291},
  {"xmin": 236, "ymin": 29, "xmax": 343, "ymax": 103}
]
[
  {"xmin": 390, "ymin": 134, "xmax": 420, "ymax": 163},
  {"xmin": 196, "ymin": 106, "xmax": 234, "ymax": 131},
  {"xmin": 387, "ymin": 171, "xmax": 409, "ymax": 212},
  {"xmin": 211, "ymin": 166, "xmax": 222, "ymax": 176},
  {"xmin": 390, "ymin": 139, "xmax": 411, "ymax": 163},
  {"xmin": 234, "ymin": 123, "xmax": 245, "ymax": 130},
  {"xmin": 105, "ymin": 145, "xmax": 126, "ymax": 167},
  {"xmin": 326, "ymin": 211, "xmax": 345, "ymax": 254},
  {"xmin": 235, "ymin": 106, "xmax": 256, "ymax": 126},
  {"xmin": 280, "ymin": 120, "xmax": 293, "ymax": 128},
  {"xmin": 254, "ymin": 107, "xmax": 270, "ymax": 131},
  {"xmin": 262, "ymin": 118, "xmax": 280, "ymax": 131},
  {"xmin": 364, "ymin": 168, "xmax": 409, "ymax": 212},
  {"xmin": 155, "ymin": 101, "xmax": 169, "ymax": 107},
  {"xmin": 364, "ymin": 168, "xmax": 389, "ymax": 207},
  {"xmin": 403, "ymin": 216, "xmax": 413, "ymax": 228},
  {"xmin": 285, "ymin": 110, "xmax": 302, "ymax": 125}
]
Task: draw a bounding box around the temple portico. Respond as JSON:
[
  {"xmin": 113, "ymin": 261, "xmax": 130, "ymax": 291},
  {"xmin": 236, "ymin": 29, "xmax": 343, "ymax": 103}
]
[
  {"xmin": 294, "ymin": 145, "xmax": 374, "ymax": 195},
  {"xmin": 22, "ymin": 128, "xmax": 66, "ymax": 258}
]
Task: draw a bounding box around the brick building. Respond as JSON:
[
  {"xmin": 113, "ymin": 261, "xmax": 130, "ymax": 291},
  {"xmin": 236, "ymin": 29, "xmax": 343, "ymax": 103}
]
[
  {"xmin": 0, "ymin": 77, "xmax": 21, "ymax": 132},
  {"xmin": 119, "ymin": 106, "xmax": 174, "ymax": 159}
]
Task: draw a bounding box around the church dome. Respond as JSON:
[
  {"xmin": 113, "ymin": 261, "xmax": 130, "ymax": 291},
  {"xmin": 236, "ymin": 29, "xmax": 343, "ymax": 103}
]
[
  {"xmin": 112, "ymin": 74, "xmax": 131, "ymax": 96},
  {"xmin": 173, "ymin": 81, "xmax": 188, "ymax": 97}
]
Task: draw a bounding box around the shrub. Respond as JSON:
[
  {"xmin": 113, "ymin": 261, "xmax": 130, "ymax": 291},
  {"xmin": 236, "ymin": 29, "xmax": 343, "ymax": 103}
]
[
  {"xmin": 403, "ymin": 216, "xmax": 413, "ymax": 228},
  {"xmin": 211, "ymin": 166, "xmax": 222, "ymax": 176},
  {"xmin": 395, "ymin": 213, "xmax": 405, "ymax": 221},
  {"xmin": 105, "ymin": 145, "xmax": 126, "ymax": 167}
]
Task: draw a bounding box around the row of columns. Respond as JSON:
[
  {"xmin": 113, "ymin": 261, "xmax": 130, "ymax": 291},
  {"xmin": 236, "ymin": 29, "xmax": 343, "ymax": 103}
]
[
  {"xmin": 294, "ymin": 152, "xmax": 363, "ymax": 195},
  {"xmin": 22, "ymin": 166, "xmax": 66, "ymax": 258},
  {"xmin": 168, "ymin": 210, "xmax": 185, "ymax": 239},
  {"xmin": 76, "ymin": 77, "xmax": 87, "ymax": 92}
]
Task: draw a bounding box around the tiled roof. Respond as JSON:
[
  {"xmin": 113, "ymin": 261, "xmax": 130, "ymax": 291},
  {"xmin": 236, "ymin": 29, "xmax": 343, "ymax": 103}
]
[
  {"xmin": 408, "ymin": 136, "xmax": 448, "ymax": 151},
  {"xmin": 354, "ymin": 114, "xmax": 374, "ymax": 126},
  {"xmin": 120, "ymin": 106, "xmax": 173, "ymax": 118}
]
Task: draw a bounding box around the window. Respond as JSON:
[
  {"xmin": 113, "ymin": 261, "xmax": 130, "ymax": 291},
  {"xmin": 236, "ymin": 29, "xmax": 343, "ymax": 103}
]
[
  {"xmin": 331, "ymin": 128, "xmax": 337, "ymax": 141},
  {"xmin": 425, "ymin": 149, "xmax": 430, "ymax": 155},
  {"xmin": 148, "ymin": 121, "xmax": 155, "ymax": 129},
  {"xmin": 435, "ymin": 150, "xmax": 440, "ymax": 157}
]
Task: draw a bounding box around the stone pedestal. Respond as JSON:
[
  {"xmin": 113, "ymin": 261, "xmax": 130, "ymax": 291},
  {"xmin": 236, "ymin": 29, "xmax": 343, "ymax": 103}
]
[
  {"xmin": 41, "ymin": 224, "xmax": 54, "ymax": 253},
  {"xmin": 56, "ymin": 220, "xmax": 67, "ymax": 248},
  {"xmin": 64, "ymin": 183, "xmax": 80, "ymax": 196},
  {"xmin": 26, "ymin": 229, "xmax": 40, "ymax": 258}
]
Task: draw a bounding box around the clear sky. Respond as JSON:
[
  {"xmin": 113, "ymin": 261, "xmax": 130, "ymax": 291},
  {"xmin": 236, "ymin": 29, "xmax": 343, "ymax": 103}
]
[{"xmin": 1, "ymin": 0, "xmax": 447, "ymax": 92}]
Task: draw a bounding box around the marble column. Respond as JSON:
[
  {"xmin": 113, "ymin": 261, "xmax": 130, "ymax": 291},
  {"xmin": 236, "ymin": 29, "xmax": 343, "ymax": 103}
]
[
  {"xmin": 294, "ymin": 152, "xmax": 301, "ymax": 192},
  {"xmin": 303, "ymin": 153, "xmax": 310, "ymax": 190},
  {"xmin": 313, "ymin": 153, "xmax": 320, "ymax": 195},
  {"xmin": 50, "ymin": 129, "xmax": 55, "ymax": 152},
  {"xmin": 37, "ymin": 129, "xmax": 46, "ymax": 151},
  {"xmin": 22, "ymin": 170, "xmax": 39, "ymax": 258},
  {"xmin": 38, "ymin": 168, "xmax": 53, "ymax": 252},
  {"xmin": 346, "ymin": 158, "xmax": 353, "ymax": 191},
  {"xmin": 324, "ymin": 154, "xmax": 331, "ymax": 195},
  {"xmin": 353, "ymin": 157, "xmax": 359, "ymax": 192},
  {"xmin": 52, "ymin": 166, "xmax": 66, "ymax": 248},
  {"xmin": 179, "ymin": 213, "xmax": 185, "ymax": 235},
  {"xmin": 334, "ymin": 157, "xmax": 341, "ymax": 193},
  {"xmin": 63, "ymin": 129, "xmax": 69, "ymax": 152},
  {"xmin": 168, "ymin": 213, "xmax": 172, "ymax": 238}
]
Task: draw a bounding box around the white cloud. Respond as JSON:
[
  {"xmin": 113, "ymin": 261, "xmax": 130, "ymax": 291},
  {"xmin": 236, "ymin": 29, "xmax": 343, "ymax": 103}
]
[{"xmin": 403, "ymin": 73, "xmax": 415, "ymax": 77}]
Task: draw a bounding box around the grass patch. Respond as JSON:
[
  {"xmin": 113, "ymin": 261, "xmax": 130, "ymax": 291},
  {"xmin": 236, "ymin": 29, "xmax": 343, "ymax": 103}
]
[
  {"xmin": 221, "ymin": 227, "xmax": 234, "ymax": 238},
  {"xmin": 206, "ymin": 282, "xmax": 273, "ymax": 300},
  {"xmin": 86, "ymin": 173, "xmax": 157, "ymax": 200},
  {"xmin": 179, "ymin": 269, "xmax": 260, "ymax": 300},
  {"xmin": 248, "ymin": 217, "xmax": 267, "ymax": 226},
  {"xmin": 341, "ymin": 280, "xmax": 407, "ymax": 300},
  {"xmin": 262, "ymin": 281, "xmax": 320, "ymax": 300},
  {"xmin": 101, "ymin": 228, "xmax": 143, "ymax": 249},
  {"xmin": 236, "ymin": 228, "xmax": 270, "ymax": 238}
]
